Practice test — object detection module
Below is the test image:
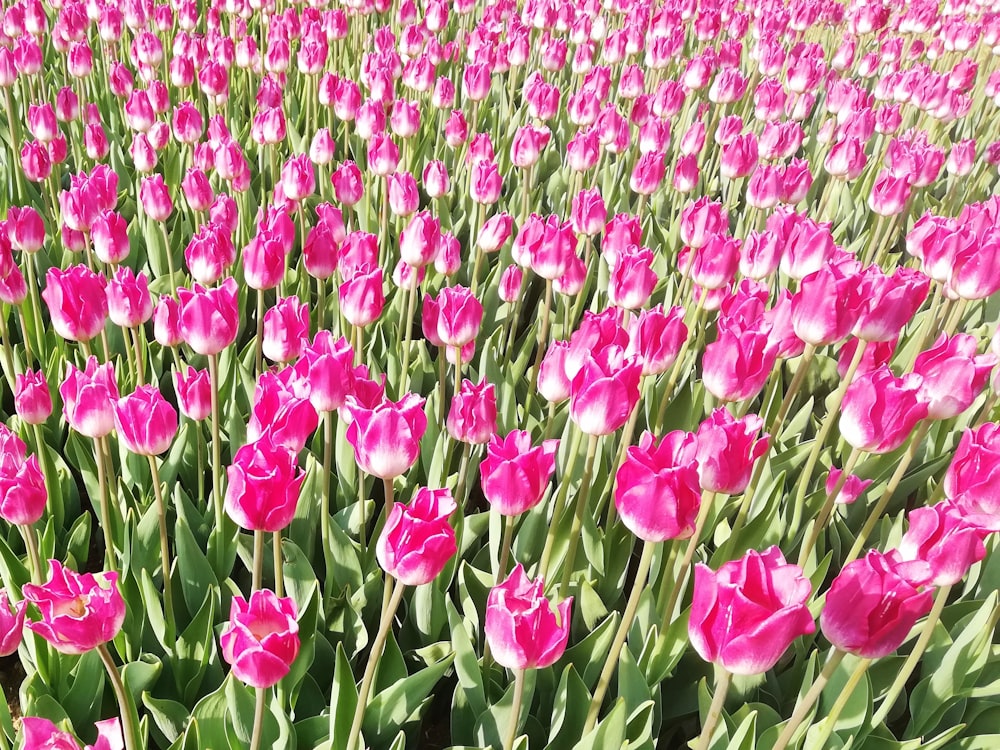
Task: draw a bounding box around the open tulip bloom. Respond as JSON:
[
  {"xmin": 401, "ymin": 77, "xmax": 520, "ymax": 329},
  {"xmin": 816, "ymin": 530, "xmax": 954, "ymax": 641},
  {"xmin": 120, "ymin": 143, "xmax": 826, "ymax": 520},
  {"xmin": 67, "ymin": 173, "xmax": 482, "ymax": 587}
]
[{"xmin": 5, "ymin": 1, "xmax": 1000, "ymax": 749}]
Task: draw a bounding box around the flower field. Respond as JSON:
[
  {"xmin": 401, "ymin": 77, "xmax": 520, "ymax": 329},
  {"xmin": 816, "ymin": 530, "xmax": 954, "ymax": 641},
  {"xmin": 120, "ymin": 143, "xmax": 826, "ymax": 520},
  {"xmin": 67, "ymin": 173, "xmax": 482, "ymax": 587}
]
[{"xmin": 1, "ymin": 0, "xmax": 1000, "ymax": 747}]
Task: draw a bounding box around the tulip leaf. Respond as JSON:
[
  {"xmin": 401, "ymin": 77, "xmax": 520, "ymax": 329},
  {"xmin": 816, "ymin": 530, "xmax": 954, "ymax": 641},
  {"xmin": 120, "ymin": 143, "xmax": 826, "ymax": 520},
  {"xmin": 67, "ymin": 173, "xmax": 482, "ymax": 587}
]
[
  {"xmin": 571, "ymin": 697, "xmax": 627, "ymax": 750},
  {"xmin": 908, "ymin": 594, "xmax": 999, "ymax": 738},
  {"xmin": 373, "ymin": 630, "xmax": 409, "ymax": 696},
  {"xmin": 138, "ymin": 568, "xmax": 168, "ymax": 651},
  {"xmin": 546, "ymin": 665, "xmax": 591, "ymax": 750},
  {"xmin": 173, "ymin": 585, "xmax": 218, "ymax": 704},
  {"xmin": 474, "ymin": 668, "xmax": 537, "ymax": 750},
  {"xmin": 60, "ymin": 649, "xmax": 105, "ymax": 729},
  {"xmin": 618, "ymin": 647, "xmax": 652, "ymax": 718},
  {"xmin": 329, "ymin": 642, "xmax": 359, "ymax": 750},
  {"xmin": 364, "ymin": 653, "xmax": 456, "ymax": 747},
  {"xmin": 281, "ymin": 581, "xmax": 319, "ymax": 709},
  {"xmin": 143, "ymin": 692, "xmax": 190, "ymax": 746},
  {"xmin": 558, "ymin": 612, "xmax": 621, "ymax": 691},
  {"xmin": 175, "ymin": 514, "xmax": 220, "ymax": 616}
]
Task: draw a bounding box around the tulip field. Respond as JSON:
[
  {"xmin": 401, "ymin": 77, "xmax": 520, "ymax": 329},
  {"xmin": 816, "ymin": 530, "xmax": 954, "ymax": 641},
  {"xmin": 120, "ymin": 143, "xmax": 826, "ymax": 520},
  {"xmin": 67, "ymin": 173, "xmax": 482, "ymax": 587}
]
[{"xmin": 4, "ymin": 0, "xmax": 1000, "ymax": 747}]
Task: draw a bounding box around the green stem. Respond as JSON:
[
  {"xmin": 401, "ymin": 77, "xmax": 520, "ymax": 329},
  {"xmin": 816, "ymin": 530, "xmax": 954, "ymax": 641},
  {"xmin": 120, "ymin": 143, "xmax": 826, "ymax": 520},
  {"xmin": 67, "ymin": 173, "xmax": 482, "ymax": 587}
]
[
  {"xmin": 537, "ymin": 427, "xmax": 584, "ymax": 579},
  {"xmin": 661, "ymin": 492, "xmax": 719, "ymax": 628},
  {"xmin": 845, "ymin": 420, "xmax": 931, "ymax": 565},
  {"xmin": 584, "ymin": 540, "xmax": 657, "ymax": 732},
  {"xmin": 871, "ymin": 584, "xmax": 950, "ymax": 727},
  {"xmin": 768, "ymin": 343, "xmax": 817, "ymax": 438},
  {"xmin": 398, "ymin": 274, "xmax": 418, "ymax": 396},
  {"xmin": 96, "ymin": 644, "xmax": 141, "ymax": 750},
  {"xmin": 788, "ymin": 340, "xmax": 868, "ymax": 536},
  {"xmin": 772, "ymin": 649, "xmax": 847, "ymax": 750},
  {"xmin": 18, "ymin": 524, "xmax": 43, "ymax": 586},
  {"xmin": 694, "ymin": 667, "xmax": 734, "ymax": 750},
  {"xmin": 345, "ymin": 583, "xmax": 407, "ymax": 750},
  {"xmin": 502, "ymin": 669, "xmax": 527, "ymax": 750},
  {"xmin": 94, "ymin": 437, "xmax": 117, "ymax": 573},
  {"xmin": 796, "ymin": 446, "xmax": 863, "ymax": 568},
  {"xmin": 810, "ymin": 657, "xmax": 873, "ymax": 749},
  {"xmin": 523, "ymin": 280, "xmax": 554, "ymax": 424},
  {"xmin": 249, "ymin": 687, "xmax": 267, "ymax": 750},
  {"xmin": 146, "ymin": 456, "xmax": 175, "ymax": 638},
  {"xmin": 654, "ymin": 288, "xmax": 708, "ymax": 433},
  {"xmin": 321, "ymin": 412, "xmax": 335, "ymax": 597},
  {"xmin": 252, "ymin": 529, "xmax": 265, "ymax": 592},
  {"xmin": 273, "ymin": 531, "xmax": 284, "ymax": 597},
  {"xmin": 558, "ymin": 433, "xmax": 600, "ymax": 598},
  {"xmin": 209, "ymin": 353, "xmax": 224, "ymax": 534}
]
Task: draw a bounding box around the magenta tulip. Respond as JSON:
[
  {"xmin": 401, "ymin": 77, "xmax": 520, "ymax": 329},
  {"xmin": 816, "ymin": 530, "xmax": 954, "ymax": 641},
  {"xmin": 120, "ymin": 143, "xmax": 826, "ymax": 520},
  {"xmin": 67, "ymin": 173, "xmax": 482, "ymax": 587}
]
[
  {"xmin": 344, "ymin": 392, "xmax": 427, "ymax": 479},
  {"xmin": 839, "ymin": 367, "xmax": 928, "ymax": 453},
  {"xmin": 480, "ymin": 431, "xmax": 559, "ymax": 516},
  {"xmin": 114, "ymin": 385, "xmax": 178, "ymax": 456},
  {"xmin": 220, "ymin": 589, "xmax": 300, "ymax": 689},
  {"xmin": 225, "ymin": 435, "xmax": 306, "ymax": 532},
  {"xmin": 376, "ymin": 487, "xmax": 457, "ymax": 585}
]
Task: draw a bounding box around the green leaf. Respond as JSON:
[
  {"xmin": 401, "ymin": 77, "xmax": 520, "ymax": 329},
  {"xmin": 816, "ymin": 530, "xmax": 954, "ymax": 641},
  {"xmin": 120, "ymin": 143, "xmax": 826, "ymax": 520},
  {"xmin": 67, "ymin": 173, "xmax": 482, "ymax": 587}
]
[
  {"xmin": 143, "ymin": 693, "xmax": 190, "ymax": 746},
  {"xmin": 329, "ymin": 642, "xmax": 359, "ymax": 750},
  {"xmin": 571, "ymin": 698, "xmax": 627, "ymax": 750},
  {"xmin": 363, "ymin": 653, "xmax": 456, "ymax": 747},
  {"xmin": 545, "ymin": 665, "xmax": 591, "ymax": 750},
  {"xmin": 175, "ymin": 514, "xmax": 220, "ymax": 616}
]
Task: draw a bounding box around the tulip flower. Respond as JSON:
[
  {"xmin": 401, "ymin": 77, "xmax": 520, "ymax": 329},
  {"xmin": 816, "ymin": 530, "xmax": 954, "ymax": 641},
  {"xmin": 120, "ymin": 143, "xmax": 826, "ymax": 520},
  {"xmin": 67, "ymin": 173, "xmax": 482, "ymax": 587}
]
[
  {"xmin": 377, "ymin": 487, "xmax": 457, "ymax": 586},
  {"xmin": 42, "ymin": 265, "xmax": 108, "ymax": 343},
  {"xmin": 694, "ymin": 409, "xmax": 769, "ymax": 495},
  {"xmin": 174, "ymin": 366, "xmax": 212, "ymax": 421},
  {"xmin": 225, "ymin": 435, "xmax": 306, "ymax": 533},
  {"xmin": 15, "ymin": 369, "xmax": 52, "ymax": 425},
  {"xmin": 447, "ymin": 379, "xmax": 497, "ymax": 445},
  {"xmin": 897, "ymin": 502, "xmax": 988, "ymax": 587},
  {"xmin": 0, "ymin": 591, "xmax": 25, "ymax": 656},
  {"xmin": 220, "ymin": 589, "xmax": 300, "ymax": 688},
  {"xmin": 945, "ymin": 423, "xmax": 1000, "ymax": 530},
  {"xmin": 60, "ymin": 357, "xmax": 119, "ymax": 439},
  {"xmin": 344, "ymin": 392, "xmax": 427, "ymax": 479},
  {"xmin": 569, "ymin": 346, "xmax": 642, "ymax": 436},
  {"xmin": 912, "ymin": 333, "xmax": 996, "ymax": 419},
  {"xmin": 839, "ymin": 367, "xmax": 928, "ymax": 453},
  {"xmin": 177, "ymin": 277, "xmax": 240, "ymax": 355},
  {"xmin": 114, "ymin": 385, "xmax": 178, "ymax": 456}
]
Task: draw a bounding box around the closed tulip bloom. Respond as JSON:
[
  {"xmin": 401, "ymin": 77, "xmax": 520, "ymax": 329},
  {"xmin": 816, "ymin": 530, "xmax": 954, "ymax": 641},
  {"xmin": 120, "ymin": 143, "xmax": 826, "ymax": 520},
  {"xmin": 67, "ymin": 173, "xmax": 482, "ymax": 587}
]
[
  {"xmin": 60, "ymin": 357, "xmax": 118, "ymax": 439},
  {"xmin": 280, "ymin": 154, "xmax": 315, "ymax": 203},
  {"xmin": 912, "ymin": 333, "xmax": 996, "ymax": 419},
  {"xmin": 680, "ymin": 197, "xmax": 728, "ymax": 249},
  {"xmin": 332, "ymin": 161, "xmax": 364, "ymax": 206},
  {"xmin": 377, "ymin": 487, "xmax": 457, "ymax": 585},
  {"xmin": 537, "ymin": 340, "xmax": 572, "ymax": 403},
  {"xmin": 470, "ymin": 159, "xmax": 502, "ymax": 204},
  {"xmin": 447, "ymin": 379, "xmax": 497, "ymax": 444},
  {"xmin": 139, "ymin": 174, "xmax": 173, "ymax": 221},
  {"xmin": 23, "ymin": 560, "xmax": 125, "ymax": 655},
  {"xmin": 625, "ymin": 305, "xmax": 687, "ymax": 376},
  {"xmin": 91, "ymin": 210, "xmax": 130, "ymax": 265},
  {"xmin": 897, "ymin": 502, "xmax": 988, "ymax": 586},
  {"xmin": 694, "ymin": 409, "xmax": 769, "ymax": 494},
  {"xmin": 262, "ymin": 297, "xmax": 309, "ymax": 364},
  {"xmin": 244, "ymin": 231, "xmax": 287, "ymax": 291},
  {"xmin": 945, "ymin": 423, "xmax": 1000, "ymax": 530},
  {"xmin": 388, "ymin": 171, "xmax": 419, "ymax": 217},
  {"xmin": 220, "ymin": 590, "xmax": 300, "ymax": 689},
  {"xmin": 853, "ymin": 266, "xmax": 930, "ymax": 342},
  {"xmin": 485, "ymin": 564, "xmax": 572, "ymax": 670},
  {"xmin": 679, "ymin": 233, "xmax": 741, "ymax": 291},
  {"xmin": 177, "ymin": 277, "xmax": 240, "ymax": 355},
  {"xmin": 950, "ymin": 228, "xmax": 1000, "ymax": 300},
  {"xmin": 345, "ymin": 392, "xmax": 427, "ymax": 479},
  {"xmin": 569, "ymin": 345, "xmax": 642, "ymax": 436},
  {"xmin": 435, "ymin": 235, "xmax": 462, "ymax": 280},
  {"xmin": 0, "ymin": 454, "xmax": 46, "ymax": 525},
  {"xmin": 399, "ymin": 211, "xmax": 442, "ymax": 268},
  {"xmin": 153, "ymin": 295, "xmax": 182, "ymax": 348},
  {"xmin": 0, "ymin": 592, "xmax": 25, "ymax": 656},
  {"xmin": 720, "ymin": 132, "xmax": 759, "ymax": 179},
  {"xmin": 7, "ymin": 205, "xmax": 45, "ymax": 253},
  {"xmin": 826, "ymin": 468, "xmax": 873, "ymax": 505},
  {"xmin": 820, "ymin": 551, "xmax": 933, "ymax": 659},
  {"xmin": 480, "ymin": 431, "xmax": 558, "ymax": 516},
  {"xmin": 436, "ymin": 285, "xmax": 483, "ymax": 348},
  {"xmin": 746, "ymin": 164, "xmax": 783, "ymax": 209},
  {"xmin": 246, "ymin": 370, "xmax": 319, "ymax": 454},
  {"xmin": 571, "ymin": 188, "xmax": 606, "ymax": 237},
  {"xmin": 296, "ymin": 331, "xmax": 354, "ymax": 413},
  {"xmin": 114, "ymin": 386, "xmax": 178, "ymax": 456},
  {"xmin": 340, "ymin": 264, "xmax": 385, "ymax": 328},
  {"xmin": 629, "ymin": 151, "xmax": 666, "ymax": 195},
  {"xmin": 840, "ymin": 367, "xmax": 928, "ymax": 453},
  {"xmin": 824, "ymin": 136, "xmax": 867, "ymax": 180},
  {"xmin": 703, "ymin": 322, "xmax": 779, "ymax": 403},
  {"xmin": 602, "ymin": 214, "xmax": 642, "ymax": 267},
  {"xmin": 608, "ymin": 246, "xmax": 657, "ymax": 309},
  {"xmin": 868, "ymin": 171, "xmax": 912, "ymax": 216},
  {"xmin": 615, "ymin": 430, "xmax": 701, "ymax": 542},
  {"xmin": 422, "ymin": 159, "xmax": 450, "ymax": 198},
  {"xmin": 790, "ymin": 261, "xmax": 865, "ymax": 346},
  {"xmin": 15, "ymin": 369, "xmax": 52, "ymax": 425},
  {"xmin": 499, "ymin": 265, "xmax": 523, "ymax": 303},
  {"xmin": 479, "ymin": 213, "xmax": 513, "ymax": 253},
  {"xmin": 0, "ymin": 241, "xmax": 26, "ymax": 305},
  {"xmin": 107, "ymin": 267, "xmax": 153, "ymax": 329},
  {"xmin": 174, "ymin": 366, "xmax": 212, "ymax": 421},
  {"xmin": 565, "ymin": 309, "xmax": 629, "ymax": 381},
  {"xmin": 775, "ymin": 211, "xmax": 836, "ymax": 280},
  {"xmin": 42, "ymin": 265, "xmax": 108, "ymax": 342},
  {"xmin": 225, "ymin": 436, "xmax": 305, "ymax": 532},
  {"xmin": 689, "ymin": 547, "xmax": 814, "ymax": 675}
]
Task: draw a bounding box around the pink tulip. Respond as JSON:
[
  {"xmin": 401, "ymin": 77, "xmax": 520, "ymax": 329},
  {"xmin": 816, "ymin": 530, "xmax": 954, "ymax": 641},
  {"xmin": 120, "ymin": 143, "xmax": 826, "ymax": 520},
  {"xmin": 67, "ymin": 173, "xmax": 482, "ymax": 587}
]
[
  {"xmin": 14, "ymin": 369, "xmax": 52, "ymax": 425},
  {"xmin": 107, "ymin": 267, "xmax": 153, "ymax": 329},
  {"xmin": 340, "ymin": 264, "xmax": 385, "ymax": 328},
  {"xmin": 114, "ymin": 386, "xmax": 178, "ymax": 456},
  {"xmin": 629, "ymin": 151, "xmax": 666, "ymax": 195},
  {"xmin": 139, "ymin": 174, "xmax": 173, "ymax": 221},
  {"xmin": 680, "ymin": 197, "xmax": 728, "ymax": 249},
  {"xmin": 243, "ymin": 231, "xmax": 287, "ymax": 291},
  {"xmin": 480, "ymin": 431, "xmax": 559, "ymax": 517},
  {"xmin": 280, "ymin": 154, "xmax": 315, "ymax": 203},
  {"xmin": 42, "ymin": 265, "xmax": 108, "ymax": 343},
  {"xmin": 478, "ymin": 213, "xmax": 513, "ymax": 253},
  {"xmin": 422, "ymin": 160, "xmax": 450, "ymax": 198},
  {"xmin": 185, "ymin": 223, "xmax": 236, "ymax": 285},
  {"xmin": 388, "ymin": 171, "xmax": 419, "ymax": 217},
  {"xmin": 246, "ymin": 370, "xmax": 319, "ymax": 453},
  {"xmin": 435, "ymin": 285, "xmax": 483, "ymax": 348},
  {"xmin": 689, "ymin": 547, "xmax": 814, "ymax": 675},
  {"xmin": 820, "ymin": 551, "xmax": 933, "ymax": 658},
  {"xmin": 571, "ymin": 188, "xmax": 606, "ymax": 237},
  {"xmin": 537, "ymin": 340, "xmax": 572, "ymax": 404},
  {"xmin": 774, "ymin": 210, "xmax": 836, "ymax": 280},
  {"xmin": 853, "ymin": 266, "xmax": 930, "ymax": 342},
  {"xmin": 840, "ymin": 366, "xmax": 928, "ymax": 453},
  {"xmin": 6, "ymin": 205, "xmax": 45, "ymax": 253},
  {"xmin": 24, "ymin": 560, "xmax": 125, "ymax": 654},
  {"xmin": 608, "ymin": 246, "xmax": 657, "ymax": 309},
  {"xmin": 60, "ymin": 357, "xmax": 119, "ymax": 439},
  {"xmin": 296, "ymin": 331, "xmax": 354, "ymax": 413},
  {"xmin": 825, "ymin": 468, "xmax": 872, "ymax": 505},
  {"xmin": 344, "ymin": 392, "xmax": 427, "ymax": 479},
  {"xmin": 679, "ymin": 233, "xmax": 741, "ymax": 290},
  {"xmin": 622, "ymin": 302, "xmax": 686, "ymax": 374},
  {"xmin": 485, "ymin": 564, "xmax": 572, "ymax": 670},
  {"xmin": 220, "ymin": 589, "xmax": 300, "ymax": 689},
  {"xmin": 262, "ymin": 297, "xmax": 309, "ymax": 364},
  {"xmin": 153, "ymin": 295, "xmax": 183, "ymax": 348},
  {"xmin": 447, "ymin": 379, "xmax": 497, "ymax": 445},
  {"xmin": 0, "ymin": 591, "xmax": 25, "ymax": 656},
  {"xmin": 91, "ymin": 210, "xmax": 130, "ymax": 265},
  {"xmin": 0, "ymin": 453, "xmax": 46, "ymax": 525},
  {"xmin": 615, "ymin": 430, "xmax": 701, "ymax": 542},
  {"xmin": 913, "ymin": 333, "xmax": 996, "ymax": 419},
  {"xmin": 399, "ymin": 211, "xmax": 442, "ymax": 268},
  {"xmin": 945, "ymin": 423, "xmax": 1000, "ymax": 530},
  {"xmin": 702, "ymin": 322, "xmax": 779, "ymax": 403},
  {"xmin": 569, "ymin": 345, "xmax": 642, "ymax": 436},
  {"xmin": 897, "ymin": 502, "xmax": 989, "ymax": 586},
  {"xmin": 177, "ymin": 277, "xmax": 239, "ymax": 355},
  {"xmin": 790, "ymin": 261, "xmax": 864, "ymax": 346},
  {"xmin": 332, "ymin": 161, "xmax": 364, "ymax": 206},
  {"xmin": 225, "ymin": 435, "xmax": 305, "ymax": 532},
  {"xmin": 376, "ymin": 487, "xmax": 457, "ymax": 585},
  {"xmin": 470, "ymin": 159, "xmax": 502, "ymax": 204},
  {"xmin": 174, "ymin": 366, "xmax": 212, "ymax": 421},
  {"xmin": 694, "ymin": 409, "xmax": 769, "ymax": 495}
]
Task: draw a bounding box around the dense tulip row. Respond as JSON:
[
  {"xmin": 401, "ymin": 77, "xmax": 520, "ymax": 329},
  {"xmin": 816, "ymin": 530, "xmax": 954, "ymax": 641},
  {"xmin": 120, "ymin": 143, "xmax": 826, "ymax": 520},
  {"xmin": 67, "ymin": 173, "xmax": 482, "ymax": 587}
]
[{"xmin": 0, "ymin": 0, "xmax": 1000, "ymax": 747}]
